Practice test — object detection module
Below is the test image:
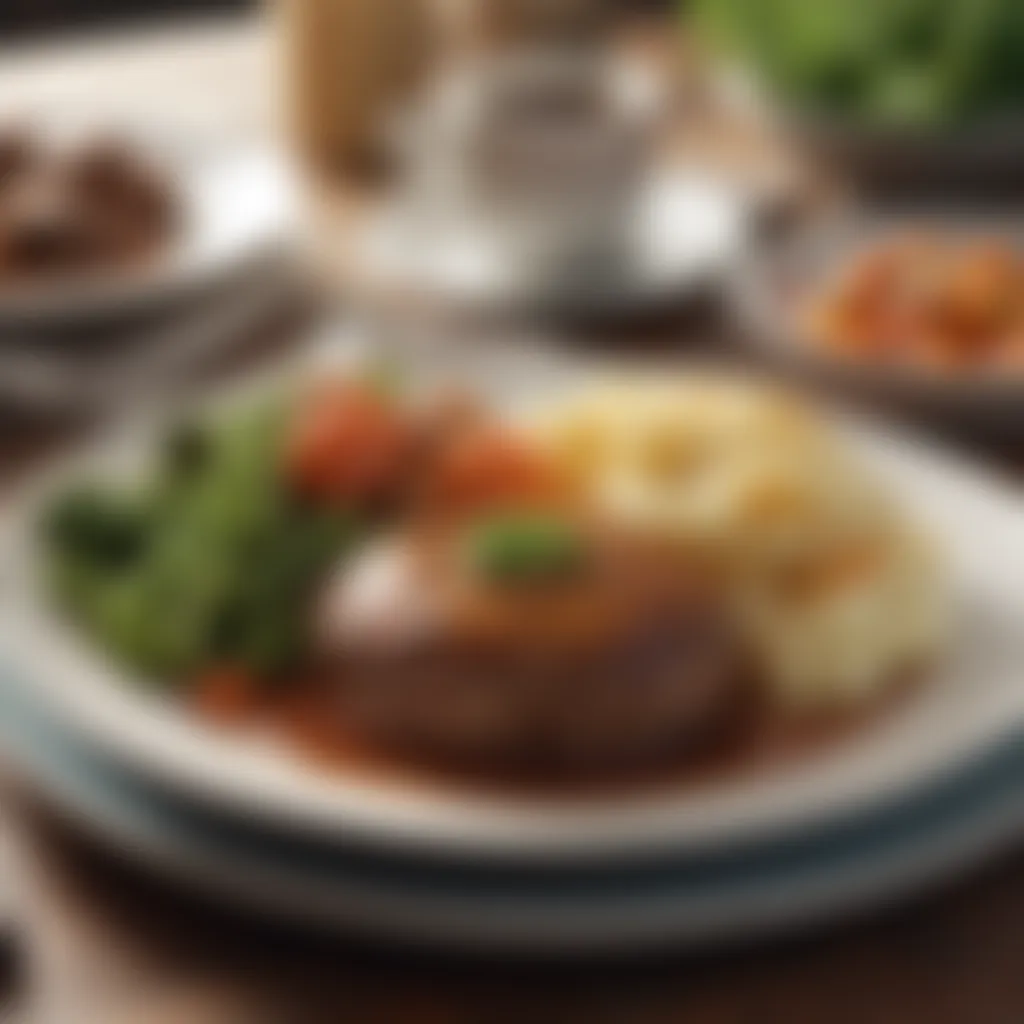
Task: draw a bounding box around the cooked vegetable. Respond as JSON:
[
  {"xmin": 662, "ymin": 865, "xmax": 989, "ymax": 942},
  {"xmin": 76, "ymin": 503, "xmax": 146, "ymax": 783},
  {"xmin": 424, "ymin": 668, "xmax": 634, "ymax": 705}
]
[
  {"xmin": 692, "ymin": 0, "xmax": 1024, "ymax": 127},
  {"xmin": 425, "ymin": 428, "xmax": 565, "ymax": 516},
  {"xmin": 465, "ymin": 513, "xmax": 586, "ymax": 584},
  {"xmin": 43, "ymin": 377, "xmax": 573, "ymax": 688},
  {"xmin": 44, "ymin": 486, "xmax": 153, "ymax": 571},
  {"xmin": 284, "ymin": 382, "xmax": 412, "ymax": 507},
  {"xmin": 45, "ymin": 399, "xmax": 363, "ymax": 682}
]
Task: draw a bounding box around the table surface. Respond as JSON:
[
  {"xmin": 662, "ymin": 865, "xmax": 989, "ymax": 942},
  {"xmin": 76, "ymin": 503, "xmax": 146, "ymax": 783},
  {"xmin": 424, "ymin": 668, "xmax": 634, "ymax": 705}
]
[{"xmin": 1, "ymin": 16, "xmax": 1023, "ymax": 1024}]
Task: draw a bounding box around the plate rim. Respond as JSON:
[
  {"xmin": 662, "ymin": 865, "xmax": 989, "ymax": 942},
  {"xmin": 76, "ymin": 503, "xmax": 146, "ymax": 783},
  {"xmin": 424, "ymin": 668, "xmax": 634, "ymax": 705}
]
[{"xmin": 2, "ymin": 667, "xmax": 1022, "ymax": 951}]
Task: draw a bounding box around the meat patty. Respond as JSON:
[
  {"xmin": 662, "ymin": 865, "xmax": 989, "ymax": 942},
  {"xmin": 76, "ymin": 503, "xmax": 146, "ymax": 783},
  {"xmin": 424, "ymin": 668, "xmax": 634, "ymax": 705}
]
[{"xmin": 314, "ymin": 522, "xmax": 746, "ymax": 771}]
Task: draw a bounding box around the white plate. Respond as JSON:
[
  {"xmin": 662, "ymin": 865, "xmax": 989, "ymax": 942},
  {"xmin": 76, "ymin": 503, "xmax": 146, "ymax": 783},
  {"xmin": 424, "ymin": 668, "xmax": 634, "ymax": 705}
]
[
  {"xmin": 0, "ymin": 125, "xmax": 294, "ymax": 326},
  {"xmin": 1, "ymin": 343, "xmax": 1023, "ymax": 865}
]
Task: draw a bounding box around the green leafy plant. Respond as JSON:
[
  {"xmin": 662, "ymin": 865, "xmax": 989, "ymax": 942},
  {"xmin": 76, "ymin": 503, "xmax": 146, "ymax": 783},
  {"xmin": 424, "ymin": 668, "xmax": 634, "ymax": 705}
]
[{"xmin": 691, "ymin": 0, "xmax": 1024, "ymax": 127}]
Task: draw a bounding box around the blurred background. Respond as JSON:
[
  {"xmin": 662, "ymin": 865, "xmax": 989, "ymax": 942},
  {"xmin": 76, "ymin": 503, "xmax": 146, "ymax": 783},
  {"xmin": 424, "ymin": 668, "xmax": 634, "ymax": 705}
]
[
  {"xmin": 0, "ymin": 1, "xmax": 1023, "ymax": 1022},
  {"xmin": 1, "ymin": 1, "xmax": 669, "ymax": 36},
  {"xmin": 1, "ymin": 0, "xmax": 251, "ymax": 37}
]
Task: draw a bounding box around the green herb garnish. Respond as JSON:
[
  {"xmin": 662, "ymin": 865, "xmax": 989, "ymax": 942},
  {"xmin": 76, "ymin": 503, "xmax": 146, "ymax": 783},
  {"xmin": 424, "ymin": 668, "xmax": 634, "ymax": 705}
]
[{"xmin": 466, "ymin": 513, "xmax": 586, "ymax": 585}]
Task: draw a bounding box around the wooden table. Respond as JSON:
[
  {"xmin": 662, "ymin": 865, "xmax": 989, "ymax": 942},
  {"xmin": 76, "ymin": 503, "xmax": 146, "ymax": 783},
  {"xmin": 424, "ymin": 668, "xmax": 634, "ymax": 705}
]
[{"xmin": 1, "ymin": 17, "xmax": 1023, "ymax": 1024}]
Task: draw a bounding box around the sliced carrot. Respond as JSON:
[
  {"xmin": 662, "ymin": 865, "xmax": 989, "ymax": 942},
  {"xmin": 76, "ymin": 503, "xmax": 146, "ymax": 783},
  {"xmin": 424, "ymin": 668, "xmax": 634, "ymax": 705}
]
[{"xmin": 425, "ymin": 427, "xmax": 566, "ymax": 516}]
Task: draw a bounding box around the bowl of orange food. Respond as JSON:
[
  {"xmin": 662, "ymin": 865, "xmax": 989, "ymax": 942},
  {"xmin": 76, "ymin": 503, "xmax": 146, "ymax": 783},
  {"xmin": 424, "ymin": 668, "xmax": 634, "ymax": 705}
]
[{"xmin": 735, "ymin": 214, "xmax": 1024, "ymax": 431}]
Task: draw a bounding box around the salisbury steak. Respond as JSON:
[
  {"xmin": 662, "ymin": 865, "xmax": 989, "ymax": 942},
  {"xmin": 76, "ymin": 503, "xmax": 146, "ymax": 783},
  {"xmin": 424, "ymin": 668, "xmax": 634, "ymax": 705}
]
[{"xmin": 314, "ymin": 518, "xmax": 745, "ymax": 771}]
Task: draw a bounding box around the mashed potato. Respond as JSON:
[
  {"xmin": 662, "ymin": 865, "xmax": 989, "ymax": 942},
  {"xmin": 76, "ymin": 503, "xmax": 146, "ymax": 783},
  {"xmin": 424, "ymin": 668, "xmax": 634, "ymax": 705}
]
[{"xmin": 529, "ymin": 376, "xmax": 946, "ymax": 706}]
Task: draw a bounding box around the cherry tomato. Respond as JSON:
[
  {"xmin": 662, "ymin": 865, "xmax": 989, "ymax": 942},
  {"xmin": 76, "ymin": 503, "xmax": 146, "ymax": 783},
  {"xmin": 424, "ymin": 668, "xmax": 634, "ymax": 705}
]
[{"xmin": 284, "ymin": 383, "xmax": 411, "ymax": 506}]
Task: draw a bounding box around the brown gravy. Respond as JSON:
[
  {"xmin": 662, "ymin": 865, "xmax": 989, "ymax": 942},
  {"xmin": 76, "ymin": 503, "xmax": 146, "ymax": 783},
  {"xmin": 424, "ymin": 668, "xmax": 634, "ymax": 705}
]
[{"xmin": 219, "ymin": 677, "xmax": 920, "ymax": 802}]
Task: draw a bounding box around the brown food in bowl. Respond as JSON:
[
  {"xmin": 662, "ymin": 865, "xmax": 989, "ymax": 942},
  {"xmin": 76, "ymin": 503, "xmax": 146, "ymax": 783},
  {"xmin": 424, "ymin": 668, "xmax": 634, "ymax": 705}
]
[
  {"xmin": 67, "ymin": 138, "xmax": 177, "ymax": 243},
  {"xmin": 0, "ymin": 128, "xmax": 35, "ymax": 183},
  {"xmin": 0, "ymin": 128, "xmax": 178, "ymax": 284},
  {"xmin": 313, "ymin": 518, "xmax": 747, "ymax": 772},
  {"xmin": 0, "ymin": 175, "xmax": 100, "ymax": 274}
]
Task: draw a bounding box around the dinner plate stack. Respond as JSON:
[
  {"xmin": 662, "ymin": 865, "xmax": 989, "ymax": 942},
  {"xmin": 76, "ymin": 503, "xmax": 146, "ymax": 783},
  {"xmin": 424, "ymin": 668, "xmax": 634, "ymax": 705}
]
[
  {"xmin": 1, "ymin": 346, "xmax": 1023, "ymax": 952},
  {"xmin": 0, "ymin": 663, "xmax": 1020, "ymax": 953}
]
